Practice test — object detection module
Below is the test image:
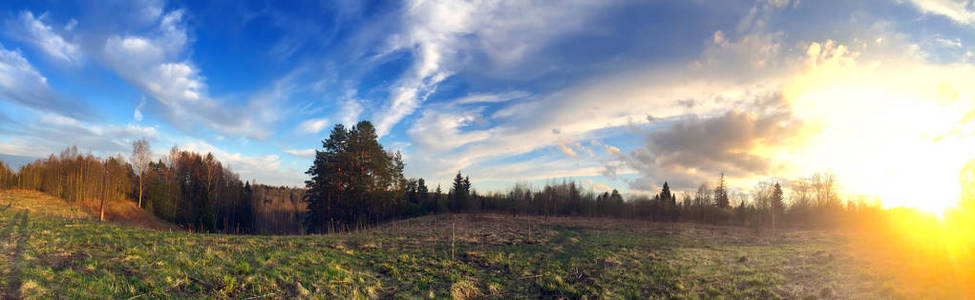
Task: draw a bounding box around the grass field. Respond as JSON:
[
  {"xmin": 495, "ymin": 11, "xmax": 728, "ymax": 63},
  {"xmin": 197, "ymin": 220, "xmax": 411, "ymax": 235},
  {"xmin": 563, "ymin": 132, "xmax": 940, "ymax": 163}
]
[{"xmin": 0, "ymin": 190, "xmax": 957, "ymax": 299}]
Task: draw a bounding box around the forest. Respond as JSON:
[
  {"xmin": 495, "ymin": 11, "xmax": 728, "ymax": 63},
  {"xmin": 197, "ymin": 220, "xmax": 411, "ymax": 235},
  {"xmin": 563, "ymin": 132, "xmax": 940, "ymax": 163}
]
[{"xmin": 0, "ymin": 120, "xmax": 886, "ymax": 234}]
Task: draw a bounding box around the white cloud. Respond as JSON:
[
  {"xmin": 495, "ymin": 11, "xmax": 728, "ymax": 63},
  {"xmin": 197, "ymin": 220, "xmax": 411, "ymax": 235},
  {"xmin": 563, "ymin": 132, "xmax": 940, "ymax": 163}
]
[
  {"xmin": 296, "ymin": 118, "xmax": 329, "ymax": 134},
  {"xmin": 337, "ymin": 98, "xmax": 363, "ymax": 127},
  {"xmin": 101, "ymin": 9, "xmax": 282, "ymax": 140},
  {"xmin": 133, "ymin": 98, "xmax": 145, "ymax": 122},
  {"xmin": 557, "ymin": 142, "xmax": 578, "ymax": 158},
  {"xmin": 400, "ymin": 0, "xmax": 802, "ymax": 187},
  {"xmin": 0, "ymin": 45, "xmax": 50, "ymax": 102},
  {"xmin": 907, "ymin": 0, "xmax": 975, "ymax": 25},
  {"xmin": 372, "ymin": 0, "xmax": 607, "ymax": 136},
  {"xmin": 934, "ymin": 36, "xmax": 963, "ymax": 48},
  {"xmin": 0, "ymin": 44, "xmax": 87, "ymax": 118},
  {"xmin": 586, "ymin": 179, "xmax": 613, "ymax": 192},
  {"xmin": 408, "ymin": 107, "xmax": 492, "ymax": 152},
  {"xmin": 179, "ymin": 141, "xmax": 305, "ymax": 186},
  {"xmin": 453, "ymin": 91, "xmax": 530, "ymax": 104},
  {"xmin": 465, "ymin": 156, "xmax": 606, "ymax": 184},
  {"xmin": 6, "ymin": 11, "xmax": 82, "ymax": 64},
  {"xmin": 284, "ymin": 148, "xmax": 316, "ymax": 158},
  {"xmin": 1, "ymin": 111, "xmax": 157, "ymax": 158}
]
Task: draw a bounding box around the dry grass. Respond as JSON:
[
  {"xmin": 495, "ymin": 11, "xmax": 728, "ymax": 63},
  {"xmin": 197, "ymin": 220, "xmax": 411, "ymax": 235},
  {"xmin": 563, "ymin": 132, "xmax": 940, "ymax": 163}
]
[
  {"xmin": 1, "ymin": 192, "xmax": 969, "ymax": 298},
  {"xmin": 0, "ymin": 189, "xmax": 175, "ymax": 230},
  {"xmin": 0, "ymin": 189, "xmax": 90, "ymax": 219}
]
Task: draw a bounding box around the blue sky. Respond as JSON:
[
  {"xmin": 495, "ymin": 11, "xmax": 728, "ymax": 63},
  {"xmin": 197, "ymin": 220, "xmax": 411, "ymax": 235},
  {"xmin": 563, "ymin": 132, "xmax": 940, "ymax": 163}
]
[{"xmin": 1, "ymin": 0, "xmax": 974, "ymax": 207}]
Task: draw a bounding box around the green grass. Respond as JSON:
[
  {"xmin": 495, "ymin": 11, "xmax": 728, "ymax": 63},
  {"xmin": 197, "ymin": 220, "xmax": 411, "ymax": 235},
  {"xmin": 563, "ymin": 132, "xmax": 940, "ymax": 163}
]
[{"xmin": 0, "ymin": 194, "xmax": 910, "ymax": 299}]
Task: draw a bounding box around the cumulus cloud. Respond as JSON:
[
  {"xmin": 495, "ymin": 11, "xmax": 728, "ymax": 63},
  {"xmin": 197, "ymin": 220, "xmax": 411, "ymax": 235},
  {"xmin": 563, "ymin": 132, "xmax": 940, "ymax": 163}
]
[
  {"xmin": 617, "ymin": 107, "xmax": 813, "ymax": 190},
  {"xmin": 101, "ymin": 8, "xmax": 285, "ymax": 140},
  {"xmin": 399, "ymin": 0, "xmax": 816, "ymax": 188},
  {"xmin": 5, "ymin": 11, "xmax": 82, "ymax": 64}
]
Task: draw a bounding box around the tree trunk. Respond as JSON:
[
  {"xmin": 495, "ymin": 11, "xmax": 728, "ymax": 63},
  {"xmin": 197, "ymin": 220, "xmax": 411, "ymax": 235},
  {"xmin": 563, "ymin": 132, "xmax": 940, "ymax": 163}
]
[{"xmin": 138, "ymin": 175, "xmax": 143, "ymax": 208}]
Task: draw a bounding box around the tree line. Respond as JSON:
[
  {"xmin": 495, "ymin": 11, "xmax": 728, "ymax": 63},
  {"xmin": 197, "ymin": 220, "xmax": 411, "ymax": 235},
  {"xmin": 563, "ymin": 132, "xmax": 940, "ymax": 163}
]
[
  {"xmin": 0, "ymin": 119, "xmax": 886, "ymax": 235},
  {"xmin": 301, "ymin": 121, "xmax": 879, "ymax": 233},
  {"xmin": 0, "ymin": 143, "xmax": 258, "ymax": 232}
]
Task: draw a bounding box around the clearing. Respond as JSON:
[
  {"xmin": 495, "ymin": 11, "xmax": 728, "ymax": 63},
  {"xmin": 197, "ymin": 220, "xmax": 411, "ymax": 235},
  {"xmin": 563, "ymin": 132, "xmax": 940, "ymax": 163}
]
[{"xmin": 0, "ymin": 190, "xmax": 961, "ymax": 299}]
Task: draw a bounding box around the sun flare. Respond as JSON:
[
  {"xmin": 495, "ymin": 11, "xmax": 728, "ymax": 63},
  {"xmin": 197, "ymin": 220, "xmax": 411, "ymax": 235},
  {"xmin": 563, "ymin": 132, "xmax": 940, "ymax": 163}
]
[{"xmin": 781, "ymin": 42, "xmax": 975, "ymax": 215}]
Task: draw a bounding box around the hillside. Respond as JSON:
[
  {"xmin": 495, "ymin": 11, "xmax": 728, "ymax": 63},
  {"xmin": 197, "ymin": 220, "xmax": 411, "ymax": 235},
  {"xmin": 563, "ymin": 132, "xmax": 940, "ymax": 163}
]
[
  {"xmin": 0, "ymin": 191, "xmax": 965, "ymax": 299},
  {"xmin": 0, "ymin": 190, "xmax": 175, "ymax": 230}
]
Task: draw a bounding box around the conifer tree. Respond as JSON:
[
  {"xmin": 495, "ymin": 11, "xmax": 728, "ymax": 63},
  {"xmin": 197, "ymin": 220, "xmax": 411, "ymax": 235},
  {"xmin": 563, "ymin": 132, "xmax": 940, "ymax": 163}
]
[
  {"xmin": 714, "ymin": 173, "xmax": 730, "ymax": 208},
  {"xmin": 450, "ymin": 171, "xmax": 467, "ymax": 212}
]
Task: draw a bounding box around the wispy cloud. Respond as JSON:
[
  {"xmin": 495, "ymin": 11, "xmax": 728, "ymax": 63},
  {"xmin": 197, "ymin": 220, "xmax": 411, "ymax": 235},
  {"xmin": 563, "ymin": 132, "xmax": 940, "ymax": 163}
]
[
  {"xmin": 0, "ymin": 111, "xmax": 156, "ymax": 158},
  {"xmin": 372, "ymin": 0, "xmax": 606, "ymax": 136},
  {"xmin": 453, "ymin": 91, "xmax": 530, "ymax": 104},
  {"xmin": 337, "ymin": 98, "xmax": 363, "ymax": 127},
  {"xmin": 0, "ymin": 44, "xmax": 89, "ymax": 118},
  {"xmin": 907, "ymin": 0, "xmax": 975, "ymax": 25},
  {"xmin": 296, "ymin": 118, "xmax": 329, "ymax": 134},
  {"xmin": 284, "ymin": 148, "xmax": 316, "ymax": 158},
  {"xmin": 5, "ymin": 11, "xmax": 82, "ymax": 64},
  {"xmin": 557, "ymin": 142, "xmax": 578, "ymax": 158}
]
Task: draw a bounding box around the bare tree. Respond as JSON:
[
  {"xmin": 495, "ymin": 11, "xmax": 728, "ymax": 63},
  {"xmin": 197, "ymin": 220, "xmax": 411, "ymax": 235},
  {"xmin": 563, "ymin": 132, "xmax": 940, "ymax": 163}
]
[
  {"xmin": 131, "ymin": 138, "xmax": 152, "ymax": 208},
  {"xmin": 694, "ymin": 182, "xmax": 712, "ymax": 207},
  {"xmin": 812, "ymin": 172, "xmax": 838, "ymax": 210}
]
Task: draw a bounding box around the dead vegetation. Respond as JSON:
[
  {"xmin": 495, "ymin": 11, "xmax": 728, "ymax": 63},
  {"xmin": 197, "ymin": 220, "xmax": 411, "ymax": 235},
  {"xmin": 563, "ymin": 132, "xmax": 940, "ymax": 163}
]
[
  {"xmin": 1, "ymin": 192, "xmax": 965, "ymax": 298},
  {"xmin": 0, "ymin": 189, "xmax": 175, "ymax": 230}
]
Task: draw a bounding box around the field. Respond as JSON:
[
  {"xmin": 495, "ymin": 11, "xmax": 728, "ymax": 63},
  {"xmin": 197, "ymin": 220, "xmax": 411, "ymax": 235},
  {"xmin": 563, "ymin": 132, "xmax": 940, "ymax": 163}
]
[{"xmin": 0, "ymin": 190, "xmax": 957, "ymax": 299}]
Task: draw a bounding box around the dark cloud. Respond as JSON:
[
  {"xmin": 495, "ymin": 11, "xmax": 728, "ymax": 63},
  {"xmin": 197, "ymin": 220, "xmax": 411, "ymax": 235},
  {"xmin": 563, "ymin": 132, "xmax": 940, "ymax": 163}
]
[{"xmin": 616, "ymin": 105, "xmax": 814, "ymax": 191}]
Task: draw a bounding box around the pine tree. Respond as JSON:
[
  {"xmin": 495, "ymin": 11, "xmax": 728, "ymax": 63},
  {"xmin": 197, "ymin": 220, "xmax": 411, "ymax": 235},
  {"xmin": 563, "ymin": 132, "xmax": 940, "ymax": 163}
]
[
  {"xmin": 303, "ymin": 121, "xmax": 405, "ymax": 232},
  {"xmin": 771, "ymin": 182, "xmax": 784, "ymax": 232},
  {"xmin": 304, "ymin": 124, "xmax": 350, "ymax": 232},
  {"xmin": 450, "ymin": 172, "xmax": 466, "ymax": 212},
  {"xmin": 660, "ymin": 181, "xmax": 672, "ymax": 202},
  {"xmin": 714, "ymin": 173, "xmax": 729, "ymax": 208}
]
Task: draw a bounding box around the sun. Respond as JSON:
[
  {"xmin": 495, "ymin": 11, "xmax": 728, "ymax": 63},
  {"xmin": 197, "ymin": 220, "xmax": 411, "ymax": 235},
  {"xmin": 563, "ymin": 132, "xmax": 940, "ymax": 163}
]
[{"xmin": 779, "ymin": 43, "xmax": 975, "ymax": 216}]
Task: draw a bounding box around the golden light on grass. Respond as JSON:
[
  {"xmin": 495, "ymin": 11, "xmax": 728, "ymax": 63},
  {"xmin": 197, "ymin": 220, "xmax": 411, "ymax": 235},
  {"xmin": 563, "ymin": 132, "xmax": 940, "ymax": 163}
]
[{"xmin": 841, "ymin": 159, "xmax": 975, "ymax": 297}]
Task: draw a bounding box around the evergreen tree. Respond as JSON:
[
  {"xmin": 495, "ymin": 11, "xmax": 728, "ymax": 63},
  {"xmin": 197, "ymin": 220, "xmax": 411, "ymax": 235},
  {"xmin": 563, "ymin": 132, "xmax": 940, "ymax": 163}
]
[
  {"xmin": 450, "ymin": 172, "xmax": 467, "ymax": 212},
  {"xmin": 714, "ymin": 173, "xmax": 730, "ymax": 208},
  {"xmin": 771, "ymin": 182, "xmax": 784, "ymax": 231},
  {"xmin": 660, "ymin": 182, "xmax": 672, "ymax": 203},
  {"xmin": 303, "ymin": 121, "xmax": 405, "ymax": 232}
]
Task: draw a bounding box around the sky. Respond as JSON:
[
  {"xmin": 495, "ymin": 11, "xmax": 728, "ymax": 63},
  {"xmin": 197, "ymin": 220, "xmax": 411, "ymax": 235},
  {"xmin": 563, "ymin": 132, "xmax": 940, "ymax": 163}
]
[{"xmin": 1, "ymin": 0, "xmax": 974, "ymax": 213}]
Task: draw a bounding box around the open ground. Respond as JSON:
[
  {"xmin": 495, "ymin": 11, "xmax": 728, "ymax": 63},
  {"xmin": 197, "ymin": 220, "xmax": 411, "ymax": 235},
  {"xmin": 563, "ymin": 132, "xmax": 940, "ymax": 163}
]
[{"xmin": 0, "ymin": 190, "xmax": 958, "ymax": 299}]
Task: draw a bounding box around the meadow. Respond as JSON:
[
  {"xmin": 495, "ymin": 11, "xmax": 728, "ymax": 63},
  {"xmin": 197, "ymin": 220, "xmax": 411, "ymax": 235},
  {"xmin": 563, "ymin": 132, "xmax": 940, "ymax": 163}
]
[{"xmin": 0, "ymin": 190, "xmax": 955, "ymax": 299}]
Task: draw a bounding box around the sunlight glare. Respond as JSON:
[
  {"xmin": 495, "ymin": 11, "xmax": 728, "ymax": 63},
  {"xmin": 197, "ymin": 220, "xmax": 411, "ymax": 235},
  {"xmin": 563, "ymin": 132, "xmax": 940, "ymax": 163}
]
[{"xmin": 782, "ymin": 50, "xmax": 975, "ymax": 215}]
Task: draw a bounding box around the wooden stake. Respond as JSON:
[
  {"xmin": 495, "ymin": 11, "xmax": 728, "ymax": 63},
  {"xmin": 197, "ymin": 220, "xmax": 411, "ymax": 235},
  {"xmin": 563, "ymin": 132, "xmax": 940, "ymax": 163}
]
[{"xmin": 451, "ymin": 220, "xmax": 456, "ymax": 263}]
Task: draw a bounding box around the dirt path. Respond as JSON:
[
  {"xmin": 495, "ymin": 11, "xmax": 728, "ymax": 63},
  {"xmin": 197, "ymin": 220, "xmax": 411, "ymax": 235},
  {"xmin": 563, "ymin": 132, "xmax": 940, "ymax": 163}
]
[{"xmin": 0, "ymin": 210, "xmax": 30, "ymax": 300}]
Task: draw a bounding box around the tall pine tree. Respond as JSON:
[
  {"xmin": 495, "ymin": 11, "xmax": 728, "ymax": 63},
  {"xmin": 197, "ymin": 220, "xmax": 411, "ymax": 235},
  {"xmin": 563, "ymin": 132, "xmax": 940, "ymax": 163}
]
[{"xmin": 304, "ymin": 121, "xmax": 405, "ymax": 232}]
